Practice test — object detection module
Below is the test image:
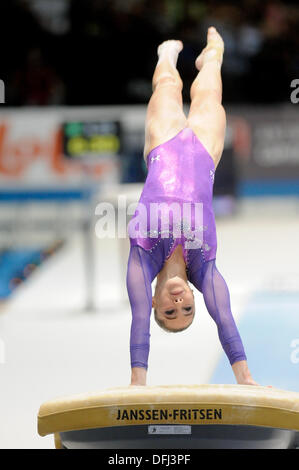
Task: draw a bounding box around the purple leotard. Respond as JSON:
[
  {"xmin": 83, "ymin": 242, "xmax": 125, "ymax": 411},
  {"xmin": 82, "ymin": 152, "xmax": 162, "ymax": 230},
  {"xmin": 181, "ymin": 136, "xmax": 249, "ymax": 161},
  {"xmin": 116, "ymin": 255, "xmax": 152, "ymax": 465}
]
[{"xmin": 126, "ymin": 127, "xmax": 246, "ymax": 369}]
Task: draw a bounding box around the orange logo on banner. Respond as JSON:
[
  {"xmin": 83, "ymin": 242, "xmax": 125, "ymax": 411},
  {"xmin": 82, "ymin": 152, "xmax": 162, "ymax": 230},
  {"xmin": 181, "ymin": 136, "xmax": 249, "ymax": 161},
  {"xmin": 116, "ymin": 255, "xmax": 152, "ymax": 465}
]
[
  {"xmin": 0, "ymin": 123, "xmax": 111, "ymax": 179},
  {"xmin": 0, "ymin": 123, "xmax": 67, "ymax": 177}
]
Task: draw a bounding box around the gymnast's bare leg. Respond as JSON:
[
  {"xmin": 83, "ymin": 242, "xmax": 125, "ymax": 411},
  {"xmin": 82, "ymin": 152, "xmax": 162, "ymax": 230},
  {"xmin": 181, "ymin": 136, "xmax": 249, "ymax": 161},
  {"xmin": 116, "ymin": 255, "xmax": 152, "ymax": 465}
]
[
  {"xmin": 143, "ymin": 40, "xmax": 187, "ymax": 160},
  {"xmin": 187, "ymin": 27, "xmax": 226, "ymax": 168}
]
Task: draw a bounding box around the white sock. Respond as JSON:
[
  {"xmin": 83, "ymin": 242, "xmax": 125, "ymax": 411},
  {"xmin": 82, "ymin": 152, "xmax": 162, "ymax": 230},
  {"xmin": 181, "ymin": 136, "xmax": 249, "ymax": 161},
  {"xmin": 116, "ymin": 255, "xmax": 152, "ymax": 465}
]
[{"xmin": 157, "ymin": 44, "xmax": 181, "ymax": 69}]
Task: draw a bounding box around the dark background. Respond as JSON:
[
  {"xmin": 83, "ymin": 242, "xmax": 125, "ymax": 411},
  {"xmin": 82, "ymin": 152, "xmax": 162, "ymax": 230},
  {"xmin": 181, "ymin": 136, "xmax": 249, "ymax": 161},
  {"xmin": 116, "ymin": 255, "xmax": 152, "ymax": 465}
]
[{"xmin": 1, "ymin": 0, "xmax": 298, "ymax": 106}]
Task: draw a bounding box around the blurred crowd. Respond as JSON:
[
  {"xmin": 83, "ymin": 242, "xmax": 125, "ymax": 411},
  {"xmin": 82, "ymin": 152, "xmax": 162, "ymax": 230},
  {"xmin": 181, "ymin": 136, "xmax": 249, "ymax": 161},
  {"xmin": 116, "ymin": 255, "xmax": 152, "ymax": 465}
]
[{"xmin": 1, "ymin": 0, "xmax": 298, "ymax": 106}]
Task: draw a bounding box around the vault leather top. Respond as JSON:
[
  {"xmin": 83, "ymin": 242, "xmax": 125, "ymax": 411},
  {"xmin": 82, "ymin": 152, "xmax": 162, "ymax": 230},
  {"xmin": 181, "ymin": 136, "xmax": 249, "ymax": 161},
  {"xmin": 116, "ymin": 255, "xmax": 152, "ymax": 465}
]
[{"xmin": 38, "ymin": 384, "xmax": 299, "ymax": 437}]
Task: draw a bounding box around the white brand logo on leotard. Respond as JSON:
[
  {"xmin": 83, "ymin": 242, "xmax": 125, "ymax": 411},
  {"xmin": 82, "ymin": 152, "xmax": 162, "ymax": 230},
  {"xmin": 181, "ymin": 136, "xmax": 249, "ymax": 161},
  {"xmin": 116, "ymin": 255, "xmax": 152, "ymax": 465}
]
[
  {"xmin": 210, "ymin": 170, "xmax": 215, "ymax": 182},
  {"xmin": 151, "ymin": 154, "xmax": 160, "ymax": 163}
]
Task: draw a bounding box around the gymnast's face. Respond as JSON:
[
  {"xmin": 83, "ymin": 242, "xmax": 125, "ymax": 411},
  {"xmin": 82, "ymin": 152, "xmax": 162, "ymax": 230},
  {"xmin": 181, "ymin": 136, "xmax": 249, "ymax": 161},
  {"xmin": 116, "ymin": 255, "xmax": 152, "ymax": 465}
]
[{"xmin": 152, "ymin": 276, "xmax": 195, "ymax": 331}]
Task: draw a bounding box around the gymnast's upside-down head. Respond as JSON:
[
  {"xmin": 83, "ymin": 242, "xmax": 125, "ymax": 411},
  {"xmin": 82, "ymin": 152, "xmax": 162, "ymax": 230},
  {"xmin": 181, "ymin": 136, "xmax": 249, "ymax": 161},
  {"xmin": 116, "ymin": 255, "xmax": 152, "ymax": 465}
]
[{"xmin": 152, "ymin": 275, "xmax": 195, "ymax": 332}]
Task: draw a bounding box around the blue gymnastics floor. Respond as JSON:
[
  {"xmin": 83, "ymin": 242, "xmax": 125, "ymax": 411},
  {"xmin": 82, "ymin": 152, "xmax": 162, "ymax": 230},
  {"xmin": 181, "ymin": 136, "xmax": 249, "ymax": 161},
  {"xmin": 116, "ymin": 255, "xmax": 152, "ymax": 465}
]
[{"xmin": 210, "ymin": 290, "xmax": 299, "ymax": 392}]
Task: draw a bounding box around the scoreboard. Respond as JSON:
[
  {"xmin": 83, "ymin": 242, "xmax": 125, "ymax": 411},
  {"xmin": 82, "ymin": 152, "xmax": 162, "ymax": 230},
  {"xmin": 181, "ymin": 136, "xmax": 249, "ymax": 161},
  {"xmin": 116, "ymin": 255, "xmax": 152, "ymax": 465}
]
[{"xmin": 63, "ymin": 121, "xmax": 121, "ymax": 162}]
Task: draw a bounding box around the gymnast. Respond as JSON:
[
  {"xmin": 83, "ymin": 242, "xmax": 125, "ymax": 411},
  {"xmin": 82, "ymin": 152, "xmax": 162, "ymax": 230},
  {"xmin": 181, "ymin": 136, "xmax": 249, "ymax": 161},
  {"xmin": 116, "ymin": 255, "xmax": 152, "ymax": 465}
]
[{"xmin": 126, "ymin": 27, "xmax": 257, "ymax": 387}]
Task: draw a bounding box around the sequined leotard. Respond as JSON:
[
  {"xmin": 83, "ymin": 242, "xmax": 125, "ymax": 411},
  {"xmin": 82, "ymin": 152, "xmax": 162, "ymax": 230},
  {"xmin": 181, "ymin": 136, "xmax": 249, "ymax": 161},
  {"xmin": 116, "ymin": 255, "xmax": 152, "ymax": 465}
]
[{"xmin": 127, "ymin": 127, "xmax": 246, "ymax": 369}]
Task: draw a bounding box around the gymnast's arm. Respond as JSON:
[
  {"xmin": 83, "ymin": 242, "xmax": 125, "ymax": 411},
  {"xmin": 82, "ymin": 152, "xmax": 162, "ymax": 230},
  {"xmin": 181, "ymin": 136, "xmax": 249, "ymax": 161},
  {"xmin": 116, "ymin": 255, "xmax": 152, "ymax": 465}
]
[
  {"xmin": 191, "ymin": 259, "xmax": 257, "ymax": 385},
  {"xmin": 126, "ymin": 245, "xmax": 158, "ymax": 385}
]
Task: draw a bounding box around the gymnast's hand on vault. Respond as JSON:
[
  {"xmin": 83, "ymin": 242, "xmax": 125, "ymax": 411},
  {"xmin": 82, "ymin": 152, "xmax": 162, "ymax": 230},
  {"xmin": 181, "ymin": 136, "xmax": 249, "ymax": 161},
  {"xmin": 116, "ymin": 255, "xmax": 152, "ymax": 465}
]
[
  {"xmin": 238, "ymin": 377, "xmax": 259, "ymax": 386},
  {"xmin": 130, "ymin": 367, "xmax": 147, "ymax": 386},
  {"xmin": 232, "ymin": 360, "xmax": 259, "ymax": 386}
]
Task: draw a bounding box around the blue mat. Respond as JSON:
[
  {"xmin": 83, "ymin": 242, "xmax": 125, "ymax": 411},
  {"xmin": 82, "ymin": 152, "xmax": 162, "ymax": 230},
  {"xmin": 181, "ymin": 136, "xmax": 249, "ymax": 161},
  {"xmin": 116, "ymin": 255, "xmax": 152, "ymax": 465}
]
[
  {"xmin": 210, "ymin": 291, "xmax": 299, "ymax": 392},
  {"xmin": 0, "ymin": 249, "xmax": 46, "ymax": 299}
]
